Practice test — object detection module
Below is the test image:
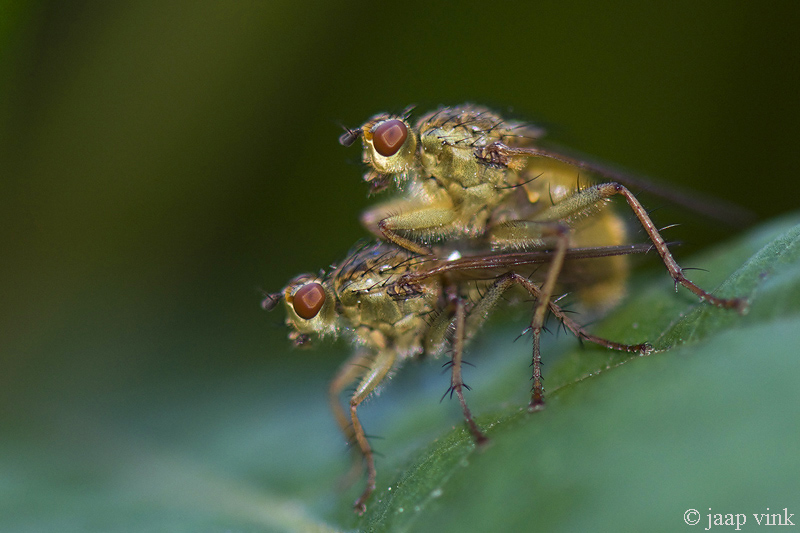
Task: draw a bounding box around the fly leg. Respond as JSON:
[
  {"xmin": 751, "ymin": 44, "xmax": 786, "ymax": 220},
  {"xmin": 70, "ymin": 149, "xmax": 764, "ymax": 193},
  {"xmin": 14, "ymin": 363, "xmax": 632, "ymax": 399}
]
[
  {"xmin": 468, "ymin": 272, "xmax": 652, "ymax": 356},
  {"xmin": 532, "ymin": 223, "xmax": 570, "ymax": 408},
  {"xmin": 532, "ymin": 182, "xmax": 746, "ymax": 311},
  {"xmin": 421, "ymin": 289, "xmax": 488, "ymax": 443},
  {"xmin": 446, "ymin": 293, "xmax": 489, "ymax": 444},
  {"xmin": 329, "ymin": 350, "xmax": 374, "ymax": 441},
  {"xmin": 360, "ymin": 198, "xmax": 458, "ymax": 255},
  {"xmin": 489, "ymin": 221, "xmax": 571, "ymax": 408},
  {"xmin": 461, "ymin": 267, "xmax": 652, "ymax": 411},
  {"xmin": 555, "ymin": 306, "xmax": 652, "ymax": 354},
  {"xmin": 350, "ymin": 348, "xmax": 396, "ymax": 515},
  {"xmin": 328, "ymin": 350, "xmax": 373, "ymax": 487}
]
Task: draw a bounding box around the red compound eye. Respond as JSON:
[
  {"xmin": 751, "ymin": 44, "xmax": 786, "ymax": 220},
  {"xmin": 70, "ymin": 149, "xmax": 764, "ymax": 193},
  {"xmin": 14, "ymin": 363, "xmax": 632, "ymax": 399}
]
[
  {"xmin": 372, "ymin": 119, "xmax": 408, "ymax": 157},
  {"xmin": 292, "ymin": 283, "xmax": 325, "ymax": 319}
]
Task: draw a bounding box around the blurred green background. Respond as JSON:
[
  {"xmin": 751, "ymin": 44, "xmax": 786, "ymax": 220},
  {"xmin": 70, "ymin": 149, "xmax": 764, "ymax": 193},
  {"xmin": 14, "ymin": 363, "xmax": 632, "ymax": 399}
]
[{"xmin": 2, "ymin": 1, "xmax": 799, "ymax": 530}]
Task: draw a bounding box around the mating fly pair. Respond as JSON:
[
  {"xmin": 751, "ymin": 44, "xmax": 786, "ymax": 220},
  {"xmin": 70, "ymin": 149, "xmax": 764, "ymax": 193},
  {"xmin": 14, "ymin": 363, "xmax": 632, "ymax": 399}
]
[{"xmin": 266, "ymin": 104, "xmax": 747, "ymax": 513}]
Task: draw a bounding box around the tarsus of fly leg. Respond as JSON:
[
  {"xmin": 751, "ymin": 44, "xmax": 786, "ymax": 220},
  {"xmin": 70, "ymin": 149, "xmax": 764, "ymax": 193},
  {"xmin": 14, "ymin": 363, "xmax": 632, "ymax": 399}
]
[
  {"xmin": 349, "ymin": 349, "xmax": 396, "ymax": 515},
  {"xmin": 448, "ymin": 294, "xmax": 489, "ymax": 444},
  {"xmin": 524, "ymin": 224, "xmax": 569, "ymax": 410}
]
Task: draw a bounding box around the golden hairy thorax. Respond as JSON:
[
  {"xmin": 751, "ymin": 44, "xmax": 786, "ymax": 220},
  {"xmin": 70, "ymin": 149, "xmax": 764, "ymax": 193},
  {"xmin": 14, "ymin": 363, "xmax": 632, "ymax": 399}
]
[{"xmin": 353, "ymin": 105, "xmax": 629, "ymax": 312}]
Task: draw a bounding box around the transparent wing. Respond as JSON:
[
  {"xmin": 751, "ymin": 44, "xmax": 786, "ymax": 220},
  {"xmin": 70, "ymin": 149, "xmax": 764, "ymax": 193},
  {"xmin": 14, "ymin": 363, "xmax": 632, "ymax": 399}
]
[
  {"xmin": 397, "ymin": 242, "xmax": 661, "ymax": 285},
  {"xmin": 487, "ymin": 141, "xmax": 754, "ymax": 227}
]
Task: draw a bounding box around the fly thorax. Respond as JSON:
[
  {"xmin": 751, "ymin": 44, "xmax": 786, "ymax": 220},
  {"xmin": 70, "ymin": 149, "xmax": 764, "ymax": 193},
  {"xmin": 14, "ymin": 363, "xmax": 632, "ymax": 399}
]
[{"xmin": 342, "ymin": 287, "xmax": 404, "ymax": 331}]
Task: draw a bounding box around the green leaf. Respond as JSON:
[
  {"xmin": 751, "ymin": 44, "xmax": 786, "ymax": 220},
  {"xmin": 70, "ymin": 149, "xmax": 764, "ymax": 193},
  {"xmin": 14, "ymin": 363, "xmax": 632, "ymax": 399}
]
[
  {"xmin": 361, "ymin": 317, "xmax": 800, "ymax": 533},
  {"xmin": 343, "ymin": 212, "xmax": 800, "ymax": 532},
  {"xmin": 6, "ymin": 213, "xmax": 800, "ymax": 532}
]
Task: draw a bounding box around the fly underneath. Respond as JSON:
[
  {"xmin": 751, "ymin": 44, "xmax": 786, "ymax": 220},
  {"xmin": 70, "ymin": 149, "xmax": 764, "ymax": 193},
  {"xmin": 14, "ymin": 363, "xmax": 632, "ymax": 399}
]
[{"xmin": 265, "ymin": 240, "xmax": 659, "ymax": 514}]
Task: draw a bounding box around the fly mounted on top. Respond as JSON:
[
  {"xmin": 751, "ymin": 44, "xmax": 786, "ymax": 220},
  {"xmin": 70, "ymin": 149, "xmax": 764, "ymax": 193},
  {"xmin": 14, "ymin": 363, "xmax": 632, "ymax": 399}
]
[{"xmin": 340, "ymin": 103, "xmax": 748, "ymax": 409}]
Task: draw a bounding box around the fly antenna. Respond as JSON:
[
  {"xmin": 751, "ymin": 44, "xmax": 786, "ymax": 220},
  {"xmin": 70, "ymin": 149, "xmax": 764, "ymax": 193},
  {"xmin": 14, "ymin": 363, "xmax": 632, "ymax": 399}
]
[{"xmin": 338, "ymin": 124, "xmax": 361, "ymax": 147}]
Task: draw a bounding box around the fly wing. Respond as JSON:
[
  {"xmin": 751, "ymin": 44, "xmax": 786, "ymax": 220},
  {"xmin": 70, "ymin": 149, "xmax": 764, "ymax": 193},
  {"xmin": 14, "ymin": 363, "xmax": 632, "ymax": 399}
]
[
  {"xmin": 489, "ymin": 141, "xmax": 754, "ymax": 227},
  {"xmin": 397, "ymin": 243, "xmax": 660, "ymax": 285}
]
